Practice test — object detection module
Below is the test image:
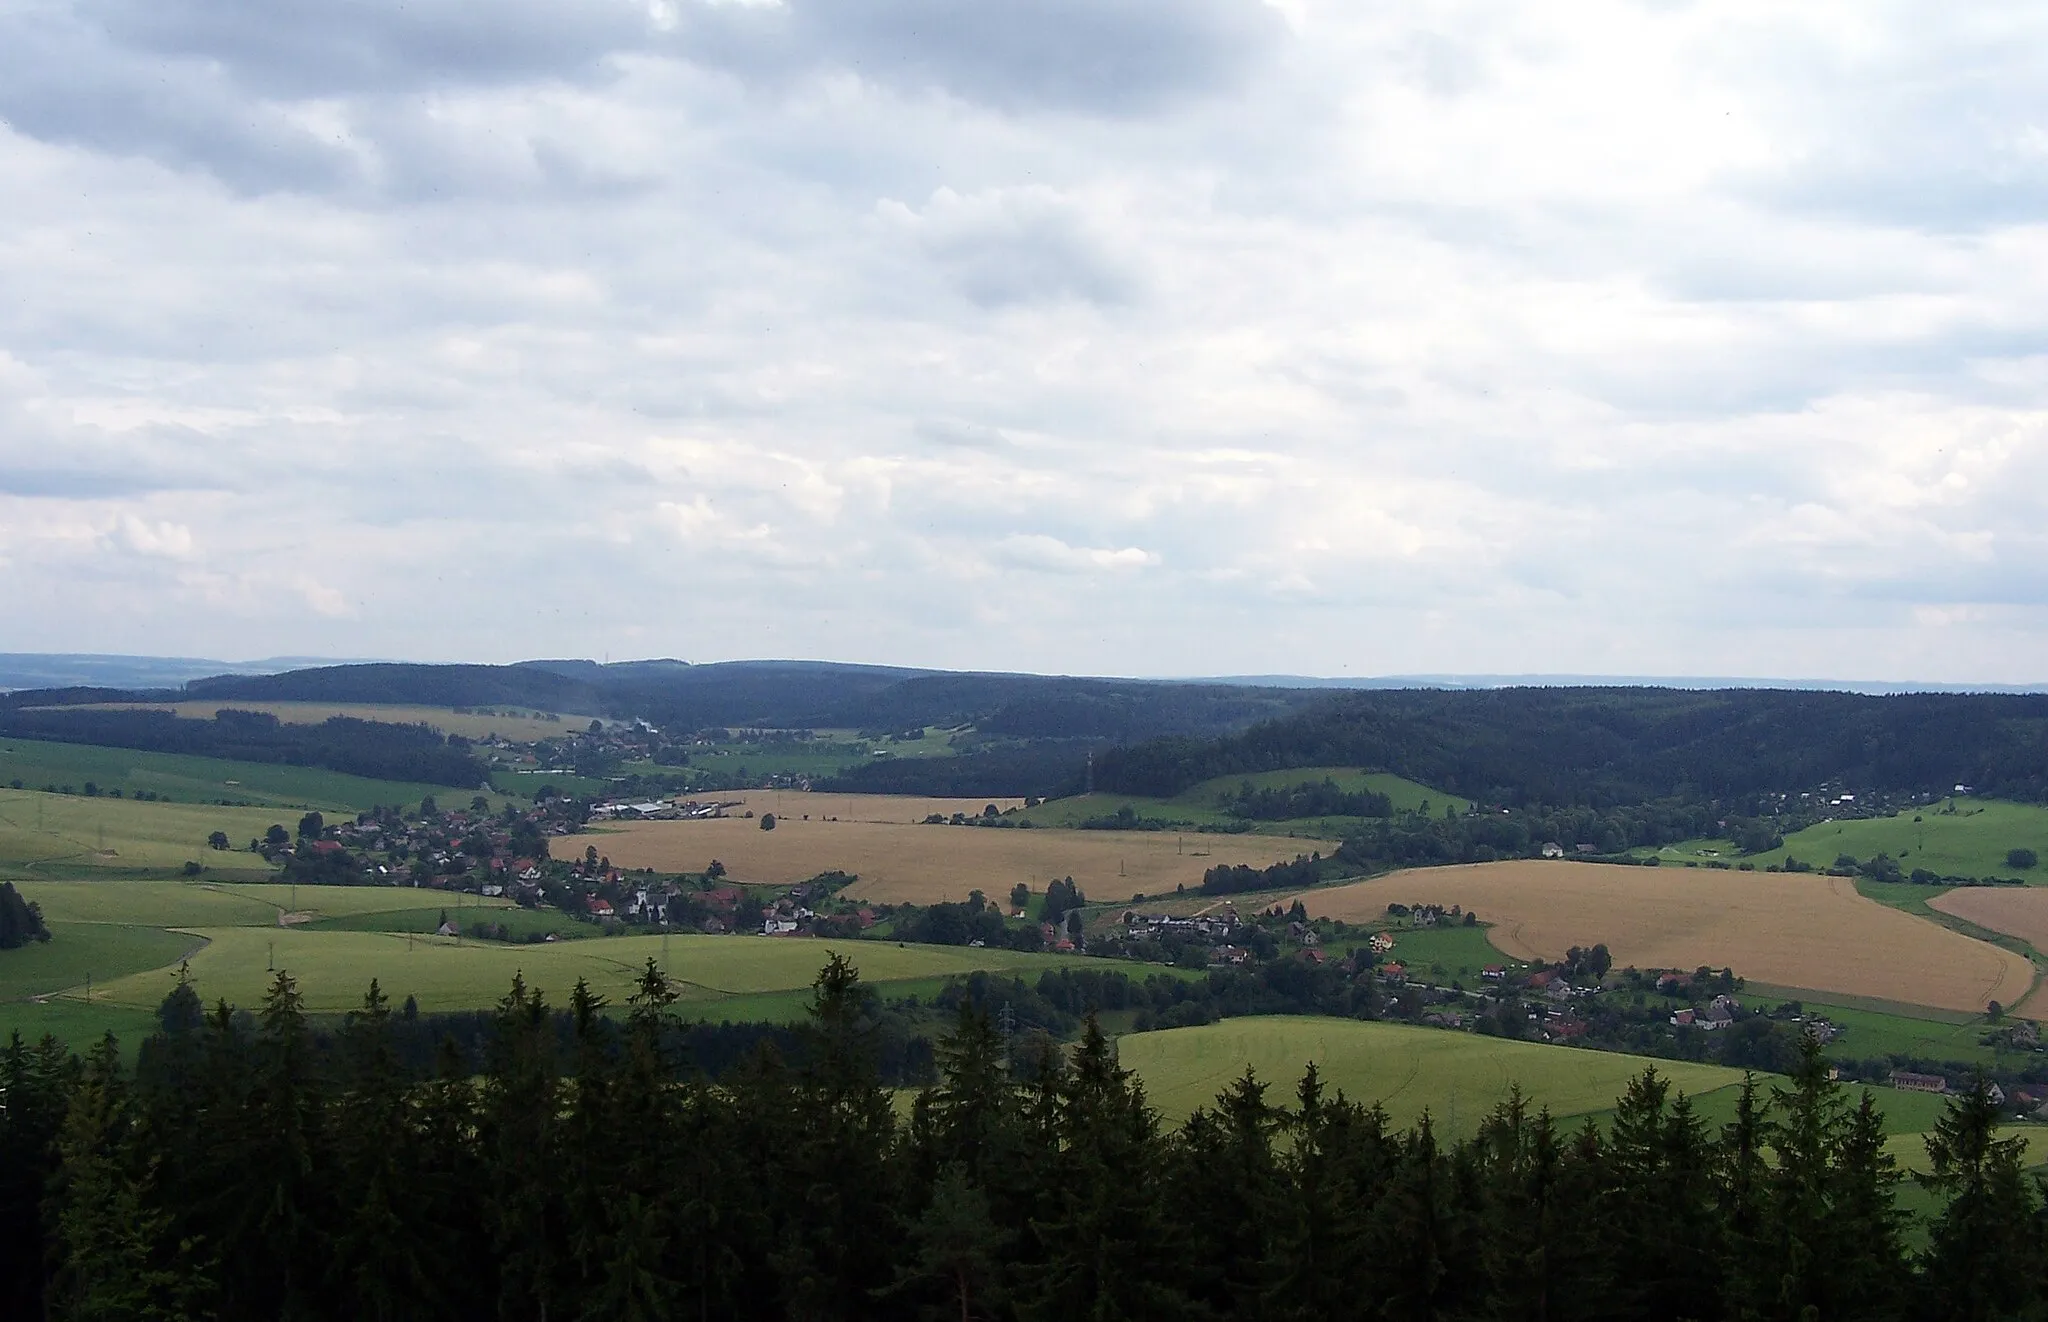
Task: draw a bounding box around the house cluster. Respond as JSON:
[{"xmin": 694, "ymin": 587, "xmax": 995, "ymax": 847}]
[
  {"xmin": 1121, "ymin": 909, "xmax": 1241, "ymax": 942},
  {"xmin": 1669, "ymin": 993, "xmax": 1743, "ymax": 1031}
]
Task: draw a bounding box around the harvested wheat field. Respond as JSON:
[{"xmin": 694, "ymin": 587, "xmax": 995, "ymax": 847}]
[
  {"xmin": 701, "ymin": 791, "xmax": 1025, "ymax": 825},
  {"xmin": 559, "ymin": 812, "xmax": 1331, "ymax": 905},
  {"xmin": 1294, "ymin": 861, "xmax": 2031, "ymax": 1014}
]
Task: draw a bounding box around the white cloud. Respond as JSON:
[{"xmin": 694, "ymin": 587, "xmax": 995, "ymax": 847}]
[{"xmin": 0, "ymin": 1, "xmax": 2045, "ymax": 680}]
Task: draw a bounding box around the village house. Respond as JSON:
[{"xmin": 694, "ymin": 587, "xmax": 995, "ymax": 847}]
[{"xmin": 1890, "ymin": 1070, "xmax": 1949, "ymax": 1094}]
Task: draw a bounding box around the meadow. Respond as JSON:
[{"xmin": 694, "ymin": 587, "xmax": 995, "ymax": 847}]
[
  {"xmin": 565, "ymin": 809, "xmax": 1336, "ymax": 904},
  {"xmin": 1651, "ymin": 798, "xmax": 2048, "ymax": 881},
  {"xmin": 1293, "ymin": 861, "xmax": 2034, "ymax": 1015},
  {"xmin": 81, "ymin": 927, "xmax": 1105, "ymax": 1015},
  {"xmin": 0, "ymin": 737, "xmax": 475, "ymax": 813},
  {"xmin": 0, "ymin": 789, "xmax": 293, "ymax": 875},
  {"xmin": 700, "ymin": 790, "xmax": 1025, "ymax": 824},
  {"xmin": 1118, "ymin": 1016, "xmax": 1750, "ymax": 1135},
  {"xmin": 1023, "ymin": 769, "xmax": 1467, "ymax": 836}
]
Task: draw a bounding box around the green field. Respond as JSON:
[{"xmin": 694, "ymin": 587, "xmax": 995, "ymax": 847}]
[
  {"xmin": 0, "ymin": 737, "xmax": 491, "ymax": 814},
  {"xmin": 1651, "ymin": 798, "xmax": 2048, "ymax": 881},
  {"xmin": 1027, "ymin": 769, "xmax": 1466, "ymax": 836},
  {"xmin": 80, "ymin": 927, "xmax": 1106, "ymax": 1015},
  {"xmin": 1365, "ymin": 923, "xmax": 1521, "ymax": 982},
  {"xmin": 0, "ymin": 789, "xmax": 295, "ymax": 876},
  {"xmin": 629, "ymin": 727, "xmax": 973, "ymax": 784},
  {"xmin": 1119, "ymin": 1016, "xmax": 1750, "ymax": 1135},
  {"xmin": 0, "ymin": 922, "xmax": 201, "ymax": 1000}
]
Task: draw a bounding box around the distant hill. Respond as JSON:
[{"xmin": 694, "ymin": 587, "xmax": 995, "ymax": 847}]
[
  {"xmin": 0, "ymin": 654, "xmax": 370, "ymax": 693},
  {"xmin": 1094, "ymin": 686, "xmax": 2048, "ymax": 805}
]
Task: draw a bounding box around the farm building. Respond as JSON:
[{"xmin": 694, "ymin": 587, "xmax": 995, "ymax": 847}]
[{"xmin": 1890, "ymin": 1071, "xmax": 1948, "ymax": 1094}]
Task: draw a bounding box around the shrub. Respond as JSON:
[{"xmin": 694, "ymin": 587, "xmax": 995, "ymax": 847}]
[{"xmin": 2007, "ymin": 848, "xmax": 2038, "ymax": 870}]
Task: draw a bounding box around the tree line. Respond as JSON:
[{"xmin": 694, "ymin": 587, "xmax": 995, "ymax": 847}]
[
  {"xmin": 6, "ymin": 956, "xmax": 2047, "ymax": 1321},
  {"xmin": 1094, "ymin": 688, "xmax": 2048, "ymax": 806},
  {"xmin": 0, "ymin": 709, "xmax": 487, "ymax": 789}
]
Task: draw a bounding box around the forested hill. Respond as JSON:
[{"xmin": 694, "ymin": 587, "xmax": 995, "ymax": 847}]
[
  {"xmin": 46, "ymin": 660, "xmax": 1324, "ymax": 743},
  {"xmin": 1094, "ymin": 687, "xmax": 2048, "ymax": 805}
]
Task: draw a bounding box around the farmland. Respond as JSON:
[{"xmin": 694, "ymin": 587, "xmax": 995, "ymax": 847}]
[
  {"xmin": 0, "ymin": 737, "xmax": 480, "ymax": 813},
  {"xmin": 0, "ymin": 788, "xmax": 293, "ymax": 876},
  {"xmin": 1929, "ymin": 885, "xmax": 2048, "ymax": 952},
  {"xmin": 1292, "ymin": 861, "xmax": 2034, "ymax": 1014},
  {"xmin": 564, "ymin": 808, "xmax": 1336, "ymax": 905},
  {"xmin": 1023, "ymin": 768, "xmax": 1466, "ymax": 836},
  {"xmin": 0, "ymin": 876, "xmax": 1109, "ymax": 1026},
  {"xmin": 1652, "ymin": 798, "xmax": 2048, "ymax": 880},
  {"xmin": 80, "ymin": 926, "xmax": 1104, "ymax": 1015},
  {"xmin": 1118, "ymin": 1016, "xmax": 1749, "ymax": 1135}
]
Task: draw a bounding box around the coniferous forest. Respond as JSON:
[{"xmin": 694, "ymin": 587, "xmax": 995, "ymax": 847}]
[{"xmin": 4, "ymin": 958, "xmax": 2046, "ymax": 1321}]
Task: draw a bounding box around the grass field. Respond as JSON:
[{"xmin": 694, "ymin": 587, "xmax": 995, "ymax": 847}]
[
  {"xmin": 1025, "ymin": 769, "xmax": 1467, "ymax": 836},
  {"xmin": 564, "ymin": 812, "xmax": 1335, "ymax": 905},
  {"xmin": 1650, "ymin": 799, "xmax": 2048, "ymax": 881},
  {"xmin": 0, "ymin": 923, "xmax": 201, "ymax": 1000},
  {"xmin": 0, "ymin": 737, "xmax": 502, "ymax": 813},
  {"xmin": 0, "ymin": 789, "xmax": 293, "ymax": 875},
  {"xmin": 61, "ymin": 701, "xmax": 584, "ymax": 744},
  {"xmin": 1118, "ymin": 1016, "xmax": 1750, "ymax": 1135},
  {"xmin": 1293, "ymin": 861, "xmax": 2034, "ymax": 1015},
  {"xmin": 1367, "ymin": 924, "xmax": 1523, "ymax": 982},
  {"xmin": 80, "ymin": 927, "xmax": 1106, "ymax": 1014}
]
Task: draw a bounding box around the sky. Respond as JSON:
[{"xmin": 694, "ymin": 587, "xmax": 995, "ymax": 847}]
[{"xmin": 2, "ymin": 1, "xmax": 2046, "ymax": 683}]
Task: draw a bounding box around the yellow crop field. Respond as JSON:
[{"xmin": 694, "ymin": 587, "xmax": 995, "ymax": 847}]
[
  {"xmin": 1929, "ymin": 888, "xmax": 2048, "ymax": 950},
  {"xmin": 1294, "ymin": 861, "xmax": 2032, "ymax": 1014},
  {"xmin": 705, "ymin": 791, "xmax": 1025, "ymax": 824},
  {"xmin": 561, "ymin": 813, "xmax": 1333, "ymax": 905},
  {"xmin": 65, "ymin": 702, "xmax": 581, "ymax": 743},
  {"xmin": 0, "ymin": 789, "xmax": 286, "ymax": 872}
]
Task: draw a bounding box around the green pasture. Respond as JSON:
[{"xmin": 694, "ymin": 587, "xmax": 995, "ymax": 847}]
[
  {"xmin": 77, "ymin": 927, "xmax": 1108, "ymax": 1015},
  {"xmin": 0, "ymin": 923, "xmax": 201, "ymax": 1001},
  {"xmin": 1118, "ymin": 1016, "xmax": 1751, "ymax": 1136},
  {"xmin": 0, "ymin": 737, "xmax": 490, "ymax": 815},
  {"xmin": 1751, "ymin": 800, "xmax": 2047, "ymax": 879},
  {"xmin": 1367, "ymin": 923, "xmax": 1519, "ymax": 982},
  {"xmin": 1028, "ymin": 769, "xmax": 1463, "ymax": 837},
  {"xmin": 304, "ymin": 905, "xmax": 589, "ymax": 942},
  {"xmin": 0, "ymin": 790, "xmax": 294, "ymax": 876}
]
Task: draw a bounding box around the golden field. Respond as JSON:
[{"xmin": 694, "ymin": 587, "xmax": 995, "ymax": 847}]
[
  {"xmin": 1294, "ymin": 861, "xmax": 2032, "ymax": 1014},
  {"xmin": 1929, "ymin": 887, "xmax": 2048, "ymax": 950},
  {"xmin": 561, "ymin": 808, "xmax": 1332, "ymax": 905}
]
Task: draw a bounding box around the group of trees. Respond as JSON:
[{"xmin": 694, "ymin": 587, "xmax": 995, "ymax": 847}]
[
  {"xmin": 1094, "ymin": 688, "xmax": 2048, "ymax": 806},
  {"xmin": 5, "ymin": 958, "xmax": 2047, "ymax": 1321},
  {"xmin": 1221, "ymin": 778, "xmax": 1395, "ymax": 821},
  {"xmin": 1201, "ymin": 854, "xmax": 1328, "ymax": 897},
  {"xmin": 0, "ymin": 707, "xmax": 485, "ymax": 788},
  {"xmin": 0, "ymin": 881, "xmax": 50, "ymax": 949}
]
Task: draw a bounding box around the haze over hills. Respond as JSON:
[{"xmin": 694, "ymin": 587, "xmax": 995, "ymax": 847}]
[{"xmin": 5, "ymin": 653, "xmax": 2042, "ymax": 698}]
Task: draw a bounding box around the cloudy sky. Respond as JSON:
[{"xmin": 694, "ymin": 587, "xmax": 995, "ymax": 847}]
[{"xmin": 2, "ymin": 1, "xmax": 2045, "ymax": 682}]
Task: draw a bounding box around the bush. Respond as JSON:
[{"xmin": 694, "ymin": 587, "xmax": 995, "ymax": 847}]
[{"xmin": 2007, "ymin": 848, "xmax": 2038, "ymax": 870}]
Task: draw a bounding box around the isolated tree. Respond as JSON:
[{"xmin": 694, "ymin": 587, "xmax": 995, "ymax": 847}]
[
  {"xmin": 207, "ymin": 831, "xmax": 231, "ymax": 851},
  {"xmin": 760, "ymin": 813, "xmax": 776, "ymax": 832},
  {"xmin": 2006, "ymin": 848, "xmax": 2037, "ymax": 870},
  {"xmin": 264, "ymin": 824, "xmax": 290, "ymax": 848},
  {"xmin": 1010, "ymin": 883, "xmax": 1031, "ymax": 912}
]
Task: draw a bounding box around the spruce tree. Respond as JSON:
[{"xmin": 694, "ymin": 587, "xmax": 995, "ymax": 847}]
[{"xmin": 1916, "ymin": 1080, "xmax": 2044, "ymax": 1321}]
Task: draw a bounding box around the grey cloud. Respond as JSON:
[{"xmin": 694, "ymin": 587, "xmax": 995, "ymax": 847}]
[
  {"xmin": 0, "ymin": 9, "xmax": 359, "ymax": 191},
  {"xmin": 893, "ymin": 187, "xmax": 1138, "ymax": 307},
  {"xmin": 80, "ymin": 0, "xmax": 656, "ymax": 96},
  {"xmin": 681, "ymin": 0, "xmax": 1282, "ymax": 114}
]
